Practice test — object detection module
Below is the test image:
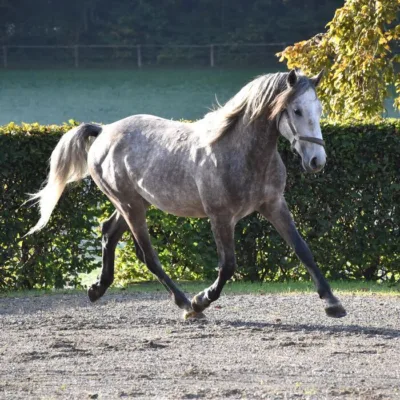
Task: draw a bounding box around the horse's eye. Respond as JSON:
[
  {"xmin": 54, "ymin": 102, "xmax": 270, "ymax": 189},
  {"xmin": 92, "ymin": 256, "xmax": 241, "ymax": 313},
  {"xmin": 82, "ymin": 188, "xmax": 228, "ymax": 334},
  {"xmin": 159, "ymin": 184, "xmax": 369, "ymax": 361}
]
[{"xmin": 294, "ymin": 109, "xmax": 302, "ymax": 117}]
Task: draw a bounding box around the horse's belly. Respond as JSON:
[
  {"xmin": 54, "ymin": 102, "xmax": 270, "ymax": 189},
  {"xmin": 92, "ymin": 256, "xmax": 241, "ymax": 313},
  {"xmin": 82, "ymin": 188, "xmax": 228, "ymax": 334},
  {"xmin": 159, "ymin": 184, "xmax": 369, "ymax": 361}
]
[{"xmin": 135, "ymin": 180, "xmax": 207, "ymax": 218}]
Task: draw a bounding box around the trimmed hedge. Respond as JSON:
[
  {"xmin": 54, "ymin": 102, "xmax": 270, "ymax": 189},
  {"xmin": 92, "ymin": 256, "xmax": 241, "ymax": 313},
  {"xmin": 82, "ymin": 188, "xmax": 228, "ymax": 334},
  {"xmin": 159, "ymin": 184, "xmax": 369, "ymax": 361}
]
[{"xmin": 1, "ymin": 120, "xmax": 399, "ymax": 290}]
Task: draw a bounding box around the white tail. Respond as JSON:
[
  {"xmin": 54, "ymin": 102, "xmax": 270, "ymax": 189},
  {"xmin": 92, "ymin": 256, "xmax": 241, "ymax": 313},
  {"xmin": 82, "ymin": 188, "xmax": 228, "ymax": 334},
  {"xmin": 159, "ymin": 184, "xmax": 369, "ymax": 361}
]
[{"xmin": 26, "ymin": 123, "xmax": 102, "ymax": 235}]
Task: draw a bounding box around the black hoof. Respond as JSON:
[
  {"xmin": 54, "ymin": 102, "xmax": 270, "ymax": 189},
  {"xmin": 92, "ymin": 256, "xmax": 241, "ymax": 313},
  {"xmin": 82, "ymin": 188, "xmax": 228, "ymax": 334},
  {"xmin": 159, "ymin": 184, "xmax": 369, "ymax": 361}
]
[
  {"xmin": 87, "ymin": 284, "xmax": 107, "ymax": 302},
  {"xmin": 325, "ymin": 302, "xmax": 347, "ymax": 318}
]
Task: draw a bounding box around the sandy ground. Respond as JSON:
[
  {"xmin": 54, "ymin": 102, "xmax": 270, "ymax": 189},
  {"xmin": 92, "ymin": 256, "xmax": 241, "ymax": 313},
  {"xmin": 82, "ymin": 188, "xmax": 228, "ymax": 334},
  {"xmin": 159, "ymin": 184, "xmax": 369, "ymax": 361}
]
[{"xmin": 0, "ymin": 291, "xmax": 399, "ymax": 399}]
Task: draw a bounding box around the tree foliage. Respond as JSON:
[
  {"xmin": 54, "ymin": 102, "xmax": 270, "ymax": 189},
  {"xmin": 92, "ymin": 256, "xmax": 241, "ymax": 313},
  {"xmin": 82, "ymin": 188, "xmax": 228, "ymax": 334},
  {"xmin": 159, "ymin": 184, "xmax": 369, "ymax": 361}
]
[{"xmin": 278, "ymin": 0, "xmax": 400, "ymax": 121}]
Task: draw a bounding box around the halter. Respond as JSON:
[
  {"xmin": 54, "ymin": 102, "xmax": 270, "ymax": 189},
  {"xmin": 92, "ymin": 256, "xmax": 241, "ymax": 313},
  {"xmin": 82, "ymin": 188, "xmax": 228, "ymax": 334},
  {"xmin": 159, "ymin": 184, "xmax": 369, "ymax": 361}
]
[{"xmin": 276, "ymin": 109, "xmax": 325, "ymax": 149}]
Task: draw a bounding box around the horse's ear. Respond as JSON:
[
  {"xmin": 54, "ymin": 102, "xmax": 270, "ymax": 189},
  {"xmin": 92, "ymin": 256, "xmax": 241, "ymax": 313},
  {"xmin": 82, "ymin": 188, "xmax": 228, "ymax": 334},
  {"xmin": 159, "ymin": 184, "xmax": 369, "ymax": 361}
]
[
  {"xmin": 311, "ymin": 69, "xmax": 324, "ymax": 87},
  {"xmin": 287, "ymin": 69, "xmax": 297, "ymax": 87}
]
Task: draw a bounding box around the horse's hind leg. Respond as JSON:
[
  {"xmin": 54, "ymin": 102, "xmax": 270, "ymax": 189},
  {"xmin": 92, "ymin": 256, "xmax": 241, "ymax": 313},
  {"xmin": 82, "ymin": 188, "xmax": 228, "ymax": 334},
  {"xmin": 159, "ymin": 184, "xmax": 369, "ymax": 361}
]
[
  {"xmin": 88, "ymin": 210, "xmax": 146, "ymax": 302},
  {"xmin": 88, "ymin": 210, "xmax": 128, "ymax": 301},
  {"xmin": 119, "ymin": 199, "xmax": 200, "ymax": 318}
]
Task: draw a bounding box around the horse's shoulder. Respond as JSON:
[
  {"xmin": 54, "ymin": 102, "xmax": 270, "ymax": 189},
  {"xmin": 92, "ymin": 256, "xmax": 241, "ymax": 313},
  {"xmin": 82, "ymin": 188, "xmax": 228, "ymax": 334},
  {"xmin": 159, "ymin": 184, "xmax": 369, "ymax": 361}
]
[{"xmin": 266, "ymin": 152, "xmax": 286, "ymax": 192}]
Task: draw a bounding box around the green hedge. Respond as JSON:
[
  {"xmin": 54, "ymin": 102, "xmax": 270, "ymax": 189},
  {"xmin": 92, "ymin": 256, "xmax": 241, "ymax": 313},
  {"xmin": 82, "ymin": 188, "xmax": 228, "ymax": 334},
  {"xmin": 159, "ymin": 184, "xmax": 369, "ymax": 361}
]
[{"xmin": 1, "ymin": 120, "xmax": 399, "ymax": 290}]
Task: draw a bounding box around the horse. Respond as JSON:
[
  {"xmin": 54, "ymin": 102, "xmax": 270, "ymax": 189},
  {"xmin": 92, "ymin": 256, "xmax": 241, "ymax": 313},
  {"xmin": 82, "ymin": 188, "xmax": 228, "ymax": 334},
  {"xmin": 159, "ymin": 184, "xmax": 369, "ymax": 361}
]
[{"xmin": 27, "ymin": 69, "xmax": 346, "ymax": 319}]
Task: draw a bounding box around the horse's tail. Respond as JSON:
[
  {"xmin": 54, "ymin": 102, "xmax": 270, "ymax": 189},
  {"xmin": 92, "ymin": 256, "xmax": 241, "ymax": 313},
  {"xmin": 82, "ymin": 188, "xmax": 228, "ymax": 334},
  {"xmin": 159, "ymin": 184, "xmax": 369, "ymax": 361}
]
[{"xmin": 26, "ymin": 123, "xmax": 102, "ymax": 235}]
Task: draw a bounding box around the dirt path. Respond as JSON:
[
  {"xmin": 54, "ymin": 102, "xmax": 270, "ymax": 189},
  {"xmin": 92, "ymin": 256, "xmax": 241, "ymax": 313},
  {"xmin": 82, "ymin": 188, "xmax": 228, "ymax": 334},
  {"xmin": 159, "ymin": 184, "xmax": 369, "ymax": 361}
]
[{"xmin": 0, "ymin": 291, "xmax": 399, "ymax": 399}]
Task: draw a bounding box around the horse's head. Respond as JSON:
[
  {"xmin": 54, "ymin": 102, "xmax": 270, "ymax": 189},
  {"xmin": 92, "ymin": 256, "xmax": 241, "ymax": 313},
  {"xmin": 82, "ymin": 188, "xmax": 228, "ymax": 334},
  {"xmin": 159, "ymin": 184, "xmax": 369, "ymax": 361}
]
[{"xmin": 276, "ymin": 69, "xmax": 325, "ymax": 173}]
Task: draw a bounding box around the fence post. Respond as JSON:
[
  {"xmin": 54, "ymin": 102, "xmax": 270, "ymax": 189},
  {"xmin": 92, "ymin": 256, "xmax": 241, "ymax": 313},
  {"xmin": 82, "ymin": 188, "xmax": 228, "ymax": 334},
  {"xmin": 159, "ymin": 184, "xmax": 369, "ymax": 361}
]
[
  {"xmin": 210, "ymin": 44, "xmax": 215, "ymax": 67},
  {"xmin": 74, "ymin": 45, "xmax": 79, "ymax": 68},
  {"xmin": 3, "ymin": 46, "xmax": 7, "ymax": 68},
  {"xmin": 137, "ymin": 45, "xmax": 142, "ymax": 68}
]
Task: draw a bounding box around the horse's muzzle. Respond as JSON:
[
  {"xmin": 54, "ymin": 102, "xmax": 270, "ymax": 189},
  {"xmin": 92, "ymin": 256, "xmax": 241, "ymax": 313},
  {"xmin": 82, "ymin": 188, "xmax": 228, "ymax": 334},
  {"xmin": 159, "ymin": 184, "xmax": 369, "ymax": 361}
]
[{"xmin": 302, "ymin": 155, "xmax": 325, "ymax": 173}]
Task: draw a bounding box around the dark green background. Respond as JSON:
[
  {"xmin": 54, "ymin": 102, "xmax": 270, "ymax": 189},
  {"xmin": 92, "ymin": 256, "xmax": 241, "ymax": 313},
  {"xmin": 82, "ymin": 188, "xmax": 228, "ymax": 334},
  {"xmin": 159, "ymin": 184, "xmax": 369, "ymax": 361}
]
[{"xmin": 1, "ymin": 0, "xmax": 343, "ymax": 46}]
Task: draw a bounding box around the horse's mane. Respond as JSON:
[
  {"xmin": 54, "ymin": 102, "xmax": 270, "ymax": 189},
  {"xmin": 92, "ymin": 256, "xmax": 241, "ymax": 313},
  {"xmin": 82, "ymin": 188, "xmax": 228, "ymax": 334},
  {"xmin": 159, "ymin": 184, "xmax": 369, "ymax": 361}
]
[{"xmin": 204, "ymin": 71, "xmax": 315, "ymax": 144}]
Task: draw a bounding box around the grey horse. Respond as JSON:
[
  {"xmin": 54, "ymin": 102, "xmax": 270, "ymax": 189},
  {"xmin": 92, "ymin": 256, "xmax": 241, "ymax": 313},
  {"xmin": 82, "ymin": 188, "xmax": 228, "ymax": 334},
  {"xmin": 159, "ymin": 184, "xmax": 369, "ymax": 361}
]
[{"xmin": 27, "ymin": 69, "xmax": 346, "ymax": 319}]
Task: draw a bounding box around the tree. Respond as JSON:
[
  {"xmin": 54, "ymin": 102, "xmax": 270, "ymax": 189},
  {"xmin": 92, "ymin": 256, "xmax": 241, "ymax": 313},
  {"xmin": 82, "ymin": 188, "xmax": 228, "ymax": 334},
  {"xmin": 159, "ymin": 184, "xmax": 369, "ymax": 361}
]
[{"xmin": 278, "ymin": 0, "xmax": 400, "ymax": 121}]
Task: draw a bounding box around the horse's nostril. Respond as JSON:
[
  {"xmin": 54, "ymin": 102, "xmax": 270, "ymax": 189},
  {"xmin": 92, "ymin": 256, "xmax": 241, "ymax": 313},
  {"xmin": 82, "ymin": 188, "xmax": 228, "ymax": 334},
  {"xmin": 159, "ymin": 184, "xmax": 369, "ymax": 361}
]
[{"xmin": 310, "ymin": 157, "xmax": 318, "ymax": 170}]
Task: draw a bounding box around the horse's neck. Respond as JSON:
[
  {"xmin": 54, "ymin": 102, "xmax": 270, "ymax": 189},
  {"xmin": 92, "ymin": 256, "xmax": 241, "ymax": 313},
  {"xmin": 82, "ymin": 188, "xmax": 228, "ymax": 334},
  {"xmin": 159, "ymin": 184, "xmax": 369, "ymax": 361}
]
[
  {"xmin": 235, "ymin": 117, "xmax": 280, "ymax": 159},
  {"xmin": 216, "ymin": 117, "xmax": 283, "ymax": 192}
]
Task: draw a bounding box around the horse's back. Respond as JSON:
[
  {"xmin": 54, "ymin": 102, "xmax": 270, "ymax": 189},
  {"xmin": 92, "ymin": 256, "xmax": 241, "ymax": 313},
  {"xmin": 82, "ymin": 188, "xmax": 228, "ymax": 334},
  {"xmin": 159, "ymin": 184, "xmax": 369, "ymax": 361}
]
[
  {"xmin": 89, "ymin": 113, "xmax": 196, "ymax": 161},
  {"xmin": 88, "ymin": 114, "xmax": 207, "ymax": 217},
  {"xmin": 109, "ymin": 114, "xmax": 194, "ymax": 139}
]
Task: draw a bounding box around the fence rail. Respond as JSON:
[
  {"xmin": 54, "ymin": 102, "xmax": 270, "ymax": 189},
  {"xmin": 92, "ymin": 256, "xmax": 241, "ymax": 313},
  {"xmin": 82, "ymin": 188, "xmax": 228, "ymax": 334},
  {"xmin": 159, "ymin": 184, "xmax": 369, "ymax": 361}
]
[{"xmin": 1, "ymin": 43, "xmax": 288, "ymax": 69}]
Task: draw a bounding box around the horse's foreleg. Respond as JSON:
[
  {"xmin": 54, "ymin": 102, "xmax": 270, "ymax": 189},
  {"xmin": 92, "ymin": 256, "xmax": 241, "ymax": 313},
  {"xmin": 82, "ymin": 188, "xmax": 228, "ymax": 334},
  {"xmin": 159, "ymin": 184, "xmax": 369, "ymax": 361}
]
[
  {"xmin": 258, "ymin": 199, "xmax": 346, "ymax": 318},
  {"xmin": 88, "ymin": 210, "xmax": 128, "ymax": 302},
  {"xmin": 191, "ymin": 215, "xmax": 236, "ymax": 313}
]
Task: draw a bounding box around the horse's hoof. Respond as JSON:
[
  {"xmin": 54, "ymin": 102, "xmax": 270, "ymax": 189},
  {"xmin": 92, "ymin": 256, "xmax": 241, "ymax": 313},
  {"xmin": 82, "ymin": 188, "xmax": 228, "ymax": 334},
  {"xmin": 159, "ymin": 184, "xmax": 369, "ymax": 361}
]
[
  {"xmin": 87, "ymin": 284, "xmax": 106, "ymax": 303},
  {"xmin": 325, "ymin": 302, "xmax": 347, "ymax": 318},
  {"xmin": 183, "ymin": 310, "xmax": 207, "ymax": 320}
]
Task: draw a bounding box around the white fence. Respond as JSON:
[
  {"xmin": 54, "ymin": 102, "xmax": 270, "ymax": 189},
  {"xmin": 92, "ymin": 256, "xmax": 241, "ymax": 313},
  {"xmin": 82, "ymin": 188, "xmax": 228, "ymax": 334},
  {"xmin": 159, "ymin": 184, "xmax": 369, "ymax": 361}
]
[{"xmin": 1, "ymin": 43, "xmax": 287, "ymax": 68}]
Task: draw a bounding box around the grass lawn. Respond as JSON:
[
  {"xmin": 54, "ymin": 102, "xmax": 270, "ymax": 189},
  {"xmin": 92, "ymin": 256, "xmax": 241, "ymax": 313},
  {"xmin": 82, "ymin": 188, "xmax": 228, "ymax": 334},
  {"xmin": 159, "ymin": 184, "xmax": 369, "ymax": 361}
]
[{"xmin": 1, "ymin": 280, "xmax": 400, "ymax": 299}]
